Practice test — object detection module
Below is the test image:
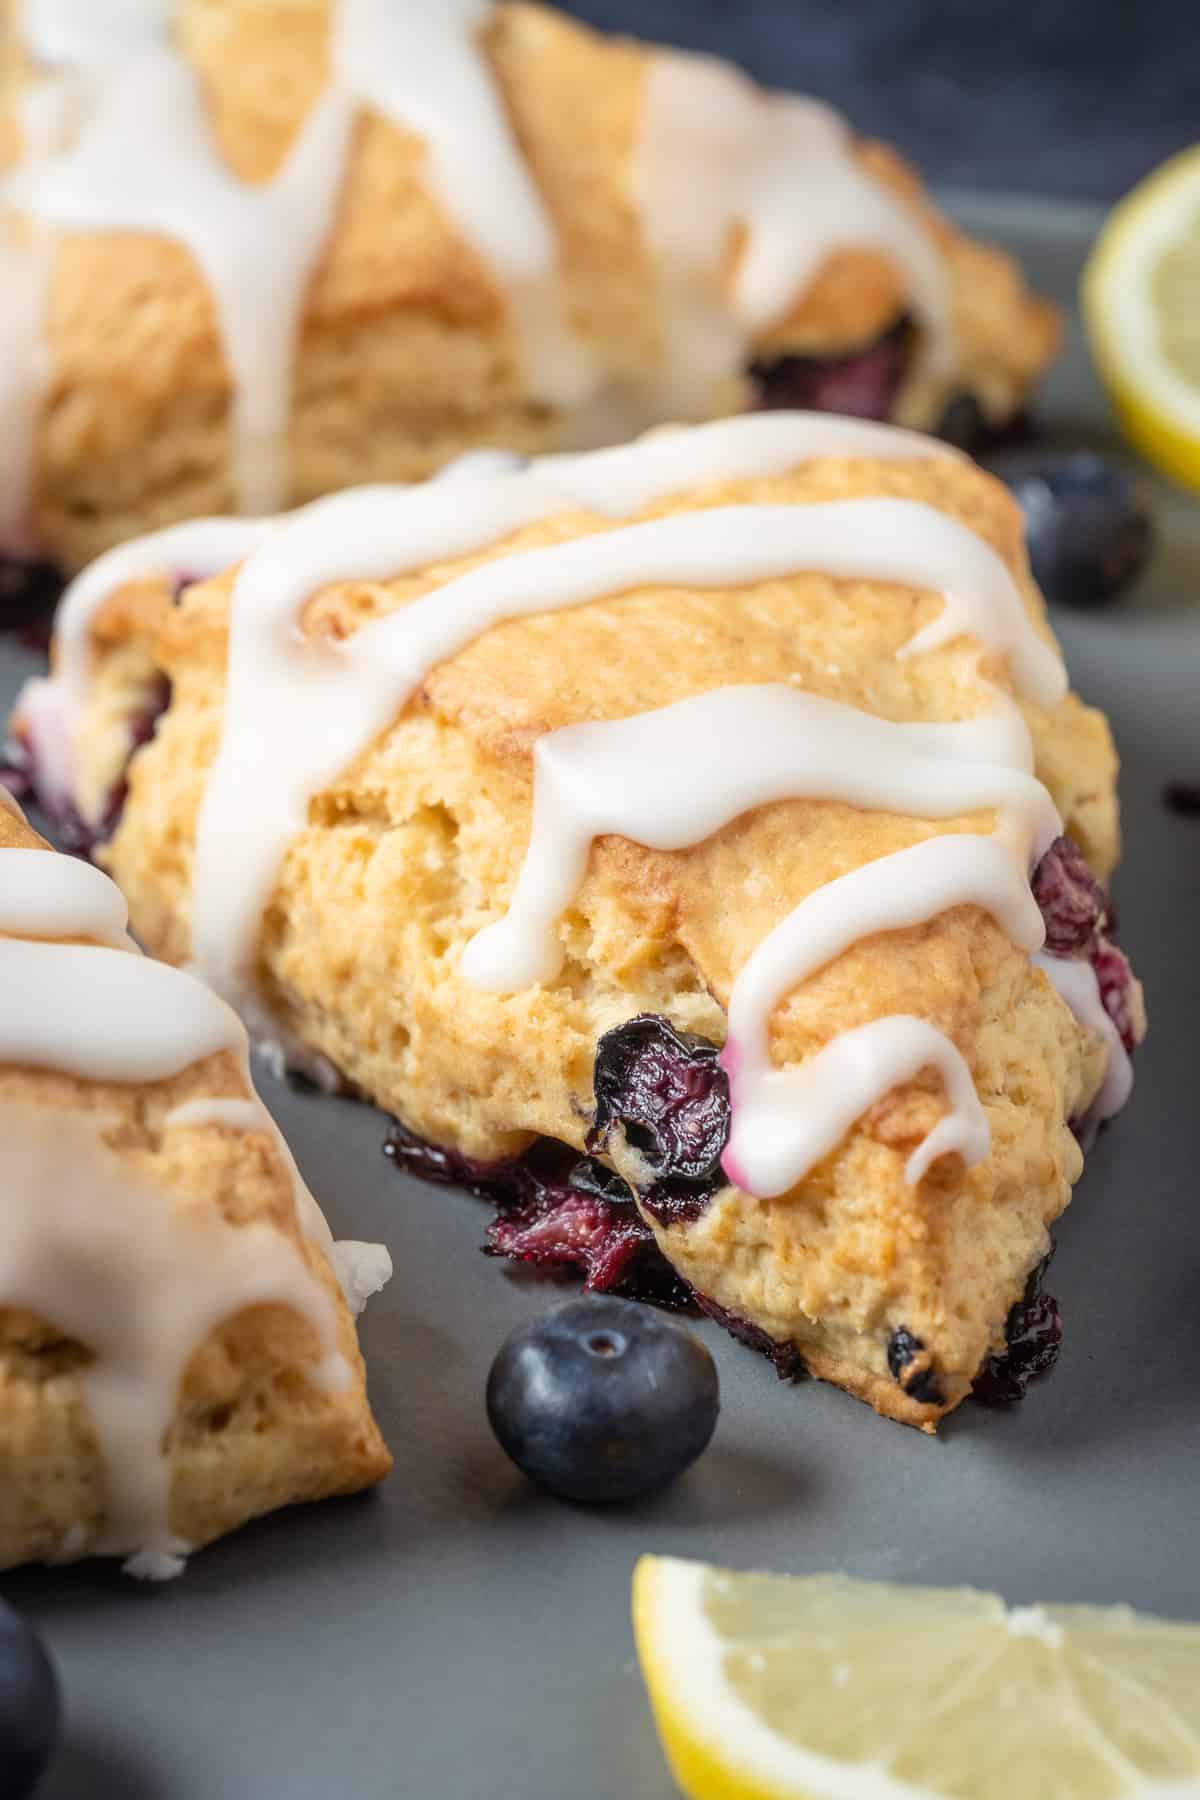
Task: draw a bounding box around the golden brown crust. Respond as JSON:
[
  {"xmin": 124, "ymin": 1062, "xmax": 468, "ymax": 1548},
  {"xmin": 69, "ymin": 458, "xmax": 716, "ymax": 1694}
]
[
  {"xmin": 0, "ymin": 805, "xmax": 391, "ymax": 1571},
  {"xmin": 7, "ymin": 1, "xmax": 1059, "ymax": 570},
  {"xmin": 60, "ymin": 447, "xmax": 1121, "ymax": 1429}
]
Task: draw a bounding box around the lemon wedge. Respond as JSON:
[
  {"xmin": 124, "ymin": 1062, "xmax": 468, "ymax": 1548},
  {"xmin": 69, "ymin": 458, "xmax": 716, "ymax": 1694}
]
[
  {"xmin": 633, "ymin": 1554, "xmax": 1200, "ymax": 1799},
  {"xmin": 1082, "ymin": 145, "xmax": 1200, "ymax": 491}
]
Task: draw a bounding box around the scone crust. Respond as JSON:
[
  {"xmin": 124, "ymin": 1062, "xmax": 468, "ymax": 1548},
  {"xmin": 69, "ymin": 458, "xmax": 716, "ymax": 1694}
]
[
  {"xmin": 67, "ymin": 449, "xmax": 1120, "ymax": 1428},
  {"xmin": 4, "ymin": 1, "xmax": 1058, "ymax": 569},
  {"xmin": 0, "ymin": 803, "xmax": 391, "ymax": 1571}
]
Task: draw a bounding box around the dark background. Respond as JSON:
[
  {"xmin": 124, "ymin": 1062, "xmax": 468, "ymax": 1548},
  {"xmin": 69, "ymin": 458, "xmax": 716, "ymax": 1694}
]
[{"xmin": 560, "ymin": 0, "xmax": 1197, "ymax": 203}]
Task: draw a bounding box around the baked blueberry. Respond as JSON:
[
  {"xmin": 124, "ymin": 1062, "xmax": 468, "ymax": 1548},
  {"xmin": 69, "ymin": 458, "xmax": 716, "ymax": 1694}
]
[
  {"xmin": 749, "ymin": 316, "xmax": 913, "ymax": 423},
  {"xmin": 0, "ymin": 1600, "xmax": 60, "ymax": 1799},
  {"xmin": 588, "ymin": 1014, "xmax": 730, "ymax": 1225},
  {"xmin": 1031, "ymin": 835, "xmax": 1111, "ymax": 955},
  {"xmin": 384, "ymin": 1119, "xmax": 692, "ymax": 1305},
  {"xmin": 486, "ymin": 1295, "xmax": 719, "ymax": 1502},
  {"xmin": 885, "ymin": 1327, "xmax": 945, "ymax": 1407},
  {"xmin": 693, "ymin": 1292, "xmax": 808, "ymax": 1382},
  {"xmin": 973, "ymin": 1258, "xmax": 1063, "ymax": 1406},
  {"xmin": 995, "ymin": 451, "xmax": 1152, "ymax": 608}
]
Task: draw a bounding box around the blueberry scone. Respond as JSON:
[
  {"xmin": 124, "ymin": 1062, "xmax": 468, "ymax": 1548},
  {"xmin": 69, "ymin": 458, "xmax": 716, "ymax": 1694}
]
[
  {"xmin": 0, "ymin": 787, "xmax": 391, "ymax": 1575},
  {"xmin": 0, "ymin": 1, "xmax": 1058, "ymax": 578},
  {"xmin": 9, "ymin": 412, "xmax": 1143, "ymax": 1430}
]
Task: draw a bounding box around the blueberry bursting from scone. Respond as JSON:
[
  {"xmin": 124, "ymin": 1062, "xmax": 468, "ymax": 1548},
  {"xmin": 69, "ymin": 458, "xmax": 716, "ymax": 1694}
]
[
  {"xmin": 386, "ymin": 836, "xmax": 1139, "ymax": 1412},
  {"xmin": 1, "ymin": 677, "xmax": 171, "ymax": 858},
  {"xmin": 750, "ymin": 315, "xmax": 1026, "ymax": 451}
]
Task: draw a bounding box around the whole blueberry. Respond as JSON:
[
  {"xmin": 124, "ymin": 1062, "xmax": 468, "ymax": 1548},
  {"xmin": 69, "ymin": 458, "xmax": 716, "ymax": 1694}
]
[
  {"xmin": 995, "ymin": 451, "xmax": 1153, "ymax": 608},
  {"xmin": 0, "ymin": 1601, "xmax": 60, "ymax": 1798},
  {"xmin": 486, "ymin": 1296, "xmax": 719, "ymax": 1503}
]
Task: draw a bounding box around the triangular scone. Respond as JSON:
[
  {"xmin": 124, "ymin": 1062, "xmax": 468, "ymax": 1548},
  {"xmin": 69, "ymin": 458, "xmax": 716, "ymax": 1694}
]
[
  {"xmin": 0, "ymin": 792, "xmax": 391, "ymax": 1574},
  {"xmin": 0, "ymin": 3, "xmax": 1055, "ymax": 573},
  {"xmin": 11, "ymin": 414, "xmax": 1143, "ymax": 1429}
]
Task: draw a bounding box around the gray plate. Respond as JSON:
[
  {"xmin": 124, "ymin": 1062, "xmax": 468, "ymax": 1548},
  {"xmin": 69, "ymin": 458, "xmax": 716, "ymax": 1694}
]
[{"xmin": 4, "ymin": 194, "xmax": 1199, "ymax": 1800}]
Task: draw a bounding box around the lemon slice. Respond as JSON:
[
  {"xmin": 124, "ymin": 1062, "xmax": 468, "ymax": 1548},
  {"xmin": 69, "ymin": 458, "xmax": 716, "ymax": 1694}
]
[
  {"xmin": 1082, "ymin": 145, "xmax": 1200, "ymax": 491},
  {"xmin": 633, "ymin": 1555, "xmax": 1200, "ymax": 1799}
]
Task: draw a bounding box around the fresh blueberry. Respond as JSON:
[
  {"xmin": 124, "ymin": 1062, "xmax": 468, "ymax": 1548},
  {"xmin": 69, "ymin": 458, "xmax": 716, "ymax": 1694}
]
[
  {"xmin": 486, "ymin": 1295, "xmax": 719, "ymax": 1503},
  {"xmin": 995, "ymin": 451, "xmax": 1153, "ymax": 608},
  {"xmin": 0, "ymin": 1601, "xmax": 60, "ymax": 1798}
]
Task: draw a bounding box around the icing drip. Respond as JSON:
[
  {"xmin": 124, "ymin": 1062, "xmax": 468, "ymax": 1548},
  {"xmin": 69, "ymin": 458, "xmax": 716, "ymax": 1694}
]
[
  {"xmin": 721, "ymin": 835, "xmax": 1045, "ymax": 1195},
  {"xmin": 462, "ymin": 686, "xmax": 1058, "ymax": 991},
  {"xmin": 460, "ymin": 679, "xmax": 1060, "ymax": 1196},
  {"xmin": 8, "ymin": 50, "xmax": 355, "ymax": 513},
  {"xmin": 0, "ymin": 1104, "xmax": 346, "ymax": 1572},
  {"xmin": 0, "ymin": 845, "xmax": 129, "ymax": 945},
  {"xmin": 635, "ymin": 53, "xmax": 954, "ymax": 415},
  {"xmin": 166, "ymin": 1095, "xmax": 394, "ymax": 1314},
  {"xmin": 723, "ymin": 1017, "xmax": 989, "ymax": 1195},
  {"xmin": 36, "ymin": 408, "xmax": 964, "ymax": 803},
  {"xmin": 335, "ymin": 0, "xmax": 589, "ymax": 409},
  {"xmin": 0, "ymin": 939, "xmax": 245, "ymax": 1082},
  {"xmin": 22, "ymin": 411, "xmax": 1117, "ymax": 1213},
  {"xmin": 191, "ymin": 489, "xmax": 1062, "ymax": 1014},
  {"xmin": 1033, "ymin": 951, "xmax": 1133, "ymax": 1141},
  {"xmin": 6, "ymin": 0, "xmax": 585, "ymax": 520}
]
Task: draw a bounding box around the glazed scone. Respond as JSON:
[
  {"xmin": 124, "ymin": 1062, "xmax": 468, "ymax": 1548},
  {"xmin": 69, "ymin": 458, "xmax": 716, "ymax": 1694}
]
[
  {"xmin": 10, "ymin": 413, "xmax": 1143, "ymax": 1430},
  {"xmin": 0, "ymin": 789, "xmax": 391, "ymax": 1575},
  {"xmin": 0, "ymin": 1, "xmax": 1058, "ymax": 573}
]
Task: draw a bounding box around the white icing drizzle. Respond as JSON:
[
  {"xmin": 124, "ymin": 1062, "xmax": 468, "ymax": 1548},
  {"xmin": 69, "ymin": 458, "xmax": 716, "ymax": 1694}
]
[
  {"xmin": 721, "ymin": 834, "xmax": 1045, "ymax": 1195},
  {"xmin": 1033, "ymin": 951, "xmax": 1133, "ymax": 1141},
  {"xmin": 0, "ymin": 845, "xmax": 129, "ymax": 945},
  {"xmin": 165, "ymin": 1094, "xmax": 394, "ymax": 1315},
  {"xmin": 459, "ymin": 679, "xmax": 1062, "ymax": 1195},
  {"xmin": 334, "ymin": 0, "xmax": 589, "ymax": 410},
  {"xmin": 724, "ymin": 1016, "xmax": 989, "ymax": 1196},
  {"xmin": 635, "ymin": 52, "xmax": 954, "ymax": 414},
  {"xmin": 461, "ymin": 686, "xmax": 1058, "ymax": 992},
  {"xmin": 33, "ymin": 408, "xmax": 963, "ymax": 807},
  {"xmin": 21, "ymin": 514, "xmax": 274, "ymax": 812},
  {"xmin": 6, "ymin": 2, "xmax": 973, "ymax": 534},
  {"xmin": 18, "ymin": 0, "xmax": 173, "ymax": 64},
  {"xmin": 0, "ymin": 835, "xmax": 378, "ymax": 1571},
  {"xmin": 23, "ymin": 413, "xmax": 1113, "ymax": 1211},
  {"xmin": 0, "ymin": 937, "xmax": 248, "ymax": 1083},
  {"xmin": 8, "ymin": 49, "xmax": 356, "ymax": 513},
  {"xmin": 190, "ymin": 488, "xmax": 1062, "ymax": 1016},
  {"xmin": 6, "ymin": 0, "xmax": 582, "ymax": 517},
  {"xmin": 0, "ymin": 1104, "xmax": 346, "ymax": 1572}
]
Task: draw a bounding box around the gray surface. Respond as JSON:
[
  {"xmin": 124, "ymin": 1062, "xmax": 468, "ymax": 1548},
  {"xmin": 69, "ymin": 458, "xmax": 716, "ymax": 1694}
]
[{"xmin": 3, "ymin": 196, "xmax": 1200, "ymax": 1800}]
